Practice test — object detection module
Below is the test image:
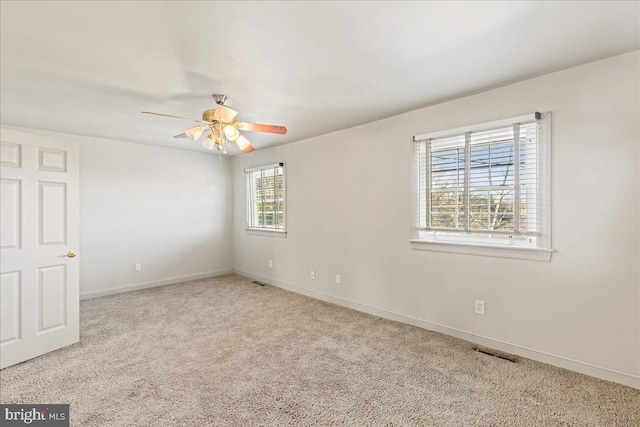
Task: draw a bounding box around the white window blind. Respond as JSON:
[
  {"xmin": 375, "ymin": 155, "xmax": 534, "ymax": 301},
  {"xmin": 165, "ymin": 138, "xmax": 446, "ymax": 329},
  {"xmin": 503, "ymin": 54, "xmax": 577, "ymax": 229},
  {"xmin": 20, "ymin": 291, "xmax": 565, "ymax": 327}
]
[
  {"xmin": 413, "ymin": 113, "xmax": 550, "ymax": 250},
  {"xmin": 246, "ymin": 163, "xmax": 286, "ymax": 231}
]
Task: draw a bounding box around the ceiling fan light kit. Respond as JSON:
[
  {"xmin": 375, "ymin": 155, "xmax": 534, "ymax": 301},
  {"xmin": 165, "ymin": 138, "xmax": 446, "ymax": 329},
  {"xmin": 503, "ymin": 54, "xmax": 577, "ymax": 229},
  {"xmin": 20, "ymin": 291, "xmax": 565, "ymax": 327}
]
[{"xmin": 142, "ymin": 94, "xmax": 286, "ymax": 157}]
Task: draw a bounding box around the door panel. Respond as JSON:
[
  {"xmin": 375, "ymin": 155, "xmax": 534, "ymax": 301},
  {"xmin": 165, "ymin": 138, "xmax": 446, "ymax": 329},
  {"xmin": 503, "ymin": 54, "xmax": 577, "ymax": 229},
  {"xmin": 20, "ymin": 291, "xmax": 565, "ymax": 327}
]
[
  {"xmin": 0, "ymin": 179, "xmax": 21, "ymax": 249},
  {"xmin": 37, "ymin": 147, "xmax": 67, "ymax": 172},
  {"xmin": 38, "ymin": 181, "xmax": 67, "ymax": 246},
  {"xmin": 38, "ymin": 265, "xmax": 67, "ymax": 333},
  {"xmin": 0, "ymin": 128, "xmax": 79, "ymax": 369},
  {"xmin": 0, "ymin": 141, "xmax": 21, "ymax": 168},
  {"xmin": 0, "ymin": 271, "xmax": 21, "ymax": 344}
]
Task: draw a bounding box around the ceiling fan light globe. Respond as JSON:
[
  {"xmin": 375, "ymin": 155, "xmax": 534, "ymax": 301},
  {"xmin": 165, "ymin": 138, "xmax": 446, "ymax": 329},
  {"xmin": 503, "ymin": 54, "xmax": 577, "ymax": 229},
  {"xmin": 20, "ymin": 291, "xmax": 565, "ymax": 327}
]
[
  {"xmin": 186, "ymin": 126, "xmax": 204, "ymax": 141},
  {"xmin": 202, "ymin": 133, "xmax": 215, "ymax": 150},
  {"xmin": 223, "ymin": 124, "xmax": 240, "ymax": 141},
  {"xmin": 235, "ymin": 135, "xmax": 250, "ymax": 150}
]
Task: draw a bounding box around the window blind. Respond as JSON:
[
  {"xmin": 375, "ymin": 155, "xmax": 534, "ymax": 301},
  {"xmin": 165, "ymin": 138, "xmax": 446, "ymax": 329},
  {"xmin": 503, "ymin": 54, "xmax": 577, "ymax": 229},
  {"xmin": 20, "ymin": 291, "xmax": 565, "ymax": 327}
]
[
  {"xmin": 414, "ymin": 113, "xmax": 550, "ymax": 248},
  {"xmin": 246, "ymin": 163, "xmax": 285, "ymax": 230}
]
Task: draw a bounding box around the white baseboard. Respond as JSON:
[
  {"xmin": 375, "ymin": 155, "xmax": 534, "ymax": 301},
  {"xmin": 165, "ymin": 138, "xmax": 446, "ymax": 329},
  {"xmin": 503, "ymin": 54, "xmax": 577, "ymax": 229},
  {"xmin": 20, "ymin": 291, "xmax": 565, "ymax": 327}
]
[
  {"xmin": 80, "ymin": 270, "xmax": 233, "ymax": 300},
  {"xmin": 233, "ymin": 269, "xmax": 640, "ymax": 390}
]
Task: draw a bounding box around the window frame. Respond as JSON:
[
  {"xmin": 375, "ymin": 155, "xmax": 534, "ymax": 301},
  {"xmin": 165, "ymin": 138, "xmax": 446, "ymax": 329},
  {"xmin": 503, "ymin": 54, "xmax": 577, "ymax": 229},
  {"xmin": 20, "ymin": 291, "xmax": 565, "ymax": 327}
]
[
  {"xmin": 245, "ymin": 162, "xmax": 287, "ymax": 236},
  {"xmin": 411, "ymin": 113, "xmax": 552, "ymax": 261}
]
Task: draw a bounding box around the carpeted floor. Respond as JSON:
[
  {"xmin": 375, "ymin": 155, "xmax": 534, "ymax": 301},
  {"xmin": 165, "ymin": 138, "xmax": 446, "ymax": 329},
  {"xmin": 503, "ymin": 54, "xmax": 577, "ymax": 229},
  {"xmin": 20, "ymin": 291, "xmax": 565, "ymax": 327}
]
[{"xmin": 1, "ymin": 274, "xmax": 639, "ymax": 426}]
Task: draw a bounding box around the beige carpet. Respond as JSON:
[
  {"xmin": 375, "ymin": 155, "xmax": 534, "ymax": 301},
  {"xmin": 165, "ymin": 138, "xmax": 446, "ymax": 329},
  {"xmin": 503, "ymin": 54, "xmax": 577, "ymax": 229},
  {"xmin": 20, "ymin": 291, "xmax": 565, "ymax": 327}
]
[{"xmin": 1, "ymin": 274, "xmax": 638, "ymax": 426}]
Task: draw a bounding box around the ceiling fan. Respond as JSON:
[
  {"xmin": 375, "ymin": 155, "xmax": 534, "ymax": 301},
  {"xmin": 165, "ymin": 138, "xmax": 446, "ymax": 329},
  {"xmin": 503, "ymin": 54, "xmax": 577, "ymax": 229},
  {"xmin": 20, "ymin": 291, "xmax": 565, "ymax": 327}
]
[{"xmin": 142, "ymin": 94, "xmax": 287, "ymax": 155}]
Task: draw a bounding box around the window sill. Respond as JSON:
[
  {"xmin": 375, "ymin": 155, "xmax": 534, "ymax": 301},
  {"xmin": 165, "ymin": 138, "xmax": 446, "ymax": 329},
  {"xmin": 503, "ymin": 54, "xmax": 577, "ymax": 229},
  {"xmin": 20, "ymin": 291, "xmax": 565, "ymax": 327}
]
[
  {"xmin": 409, "ymin": 239, "xmax": 553, "ymax": 262},
  {"xmin": 246, "ymin": 228, "xmax": 287, "ymax": 238}
]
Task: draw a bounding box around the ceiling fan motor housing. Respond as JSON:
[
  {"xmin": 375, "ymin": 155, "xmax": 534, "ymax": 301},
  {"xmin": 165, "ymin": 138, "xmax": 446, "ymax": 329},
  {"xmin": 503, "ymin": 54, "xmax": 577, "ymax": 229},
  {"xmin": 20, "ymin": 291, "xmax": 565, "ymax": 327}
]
[{"xmin": 202, "ymin": 109, "xmax": 219, "ymax": 122}]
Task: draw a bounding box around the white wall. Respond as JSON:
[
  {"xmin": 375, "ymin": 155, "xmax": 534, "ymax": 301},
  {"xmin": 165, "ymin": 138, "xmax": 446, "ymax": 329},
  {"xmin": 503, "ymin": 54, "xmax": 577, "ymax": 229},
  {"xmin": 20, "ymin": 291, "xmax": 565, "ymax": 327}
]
[
  {"xmin": 1, "ymin": 127, "xmax": 233, "ymax": 297},
  {"xmin": 79, "ymin": 137, "xmax": 233, "ymax": 297},
  {"xmin": 231, "ymin": 51, "xmax": 640, "ymax": 387}
]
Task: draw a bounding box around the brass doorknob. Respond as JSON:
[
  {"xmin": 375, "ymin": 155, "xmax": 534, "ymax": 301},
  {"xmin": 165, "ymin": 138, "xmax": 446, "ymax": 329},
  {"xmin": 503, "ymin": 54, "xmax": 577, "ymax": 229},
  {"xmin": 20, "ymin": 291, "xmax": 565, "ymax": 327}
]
[{"xmin": 64, "ymin": 251, "xmax": 77, "ymax": 258}]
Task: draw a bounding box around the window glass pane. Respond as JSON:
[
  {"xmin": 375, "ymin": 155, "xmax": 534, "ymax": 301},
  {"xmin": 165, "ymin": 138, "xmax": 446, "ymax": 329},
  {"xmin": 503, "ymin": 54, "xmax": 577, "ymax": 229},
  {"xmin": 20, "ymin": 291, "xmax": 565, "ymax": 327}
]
[
  {"xmin": 469, "ymin": 213, "xmax": 489, "ymax": 230},
  {"xmin": 490, "ymin": 165, "xmax": 513, "ymax": 186},
  {"xmin": 469, "ymin": 191, "xmax": 488, "ymax": 213},
  {"xmin": 431, "ymin": 213, "xmax": 457, "ymax": 229},
  {"xmin": 431, "ymin": 148, "xmax": 464, "ymax": 190},
  {"xmin": 490, "ymin": 213, "xmax": 514, "ymax": 231},
  {"xmin": 264, "ymin": 213, "xmax": 275, "ymax": 226},
  {"xmin": 469, "ymin": 145, "xmax": 489, "ymax": 187},
  {"xmin": 431, "ymin": 192, "xmax": 457, "ymax": 213},
  {"xmin": 264, "ymin": 201, "xmax": 275, "ymax": 212},
  {"xmin": 431, "ymin": 191, "xmax": 465, "ymax": 228},
  {"xmin": 469, "ymin": 143, "xmax": 514, "ymax": 188},
  {"xmin": 490, "ymin": 190, "xmax": 514, "ymax": 214},
  {"xmin": 264, "ymin": 187, "xmax": 275, "ymax": 200},
  {"xmin": 490, "ymin": 142, "xmax": 514, "ymax": 187}
]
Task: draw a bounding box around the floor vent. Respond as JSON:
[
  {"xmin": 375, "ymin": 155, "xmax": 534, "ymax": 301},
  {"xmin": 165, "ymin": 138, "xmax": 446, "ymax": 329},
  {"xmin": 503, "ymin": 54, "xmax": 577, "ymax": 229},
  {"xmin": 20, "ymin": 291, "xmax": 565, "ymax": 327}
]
[
  {"xmin": 253, "ymin": 280, "xmax": 268, "ymax": 286},
  {"xmin": 473, "ymin": 346, "xmax": 518, "ymax": 363}
]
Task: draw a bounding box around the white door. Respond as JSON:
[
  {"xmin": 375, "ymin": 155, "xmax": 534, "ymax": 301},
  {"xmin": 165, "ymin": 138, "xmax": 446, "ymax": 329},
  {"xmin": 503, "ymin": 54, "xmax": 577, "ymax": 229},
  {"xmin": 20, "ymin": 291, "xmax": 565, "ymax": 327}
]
[{"xmin": 0, "ymin": 127, "xmax": 79, "ymax": 369}]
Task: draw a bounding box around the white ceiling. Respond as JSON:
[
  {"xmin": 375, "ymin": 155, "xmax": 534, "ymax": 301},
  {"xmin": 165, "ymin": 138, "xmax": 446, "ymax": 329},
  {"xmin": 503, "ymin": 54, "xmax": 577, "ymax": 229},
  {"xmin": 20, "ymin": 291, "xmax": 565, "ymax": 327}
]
[{"xmin": 1, "ymin": 1, "xmax": 638, "ymax": 154}]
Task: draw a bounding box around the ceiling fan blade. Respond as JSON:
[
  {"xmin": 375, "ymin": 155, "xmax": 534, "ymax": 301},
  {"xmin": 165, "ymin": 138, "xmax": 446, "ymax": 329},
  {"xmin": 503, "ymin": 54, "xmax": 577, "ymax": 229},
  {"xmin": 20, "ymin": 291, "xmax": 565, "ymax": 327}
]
[
  {"xmin": 239, "ymin": 143, "xmax": 255, "ymax": 153},
  {"xmin": 142, "ymin": 111, "xmax": 211, "ymax": 125},
  {"xmin": 174, "ymin": 132, "xmax": 188, "ymax": 138},
  {"xmin": 235, "ymin": 122, "xmax": 287, "ymax": 134},
  {"xmin": 213, "ymin": 105, "xmax": 238, "ymax": 122}
]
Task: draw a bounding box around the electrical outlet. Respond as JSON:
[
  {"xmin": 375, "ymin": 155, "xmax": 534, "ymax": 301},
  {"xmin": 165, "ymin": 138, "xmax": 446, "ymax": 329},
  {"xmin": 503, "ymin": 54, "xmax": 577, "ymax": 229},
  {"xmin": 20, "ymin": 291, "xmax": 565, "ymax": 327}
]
[
  {"xmin": 268, "ymin": 260, "xmax": 273, "ymax": 268},
  {"xmin": 335, "ymin": 275, "xmax": 341, "ymax": 284},
  {"xmin": 475, "ymin": 300, "xmax": 485, "ymax": 315},
  {"xmin": 134, "ymin": 263, "xmax": 141, "ymax": 272},
  {"xmin": 310, "ymin": 270, "xmax": 316, "ymax": 280}
]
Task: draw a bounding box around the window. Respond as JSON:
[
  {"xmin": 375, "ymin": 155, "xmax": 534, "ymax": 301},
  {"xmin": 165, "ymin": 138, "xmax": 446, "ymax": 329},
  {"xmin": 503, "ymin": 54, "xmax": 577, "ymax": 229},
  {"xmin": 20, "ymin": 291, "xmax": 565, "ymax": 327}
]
[
  {"xmin": 412, "ymin": 113, "xmax": 551, "ymax": 260},
  {"xmin": 246, "ymin": 163, "xmax": 286, "ymax": 233}
]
